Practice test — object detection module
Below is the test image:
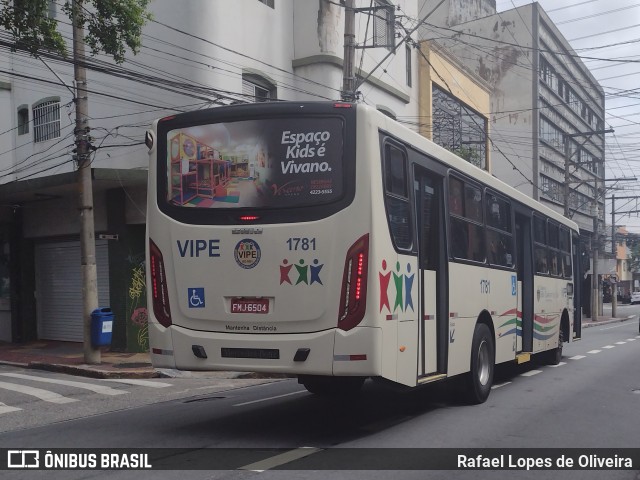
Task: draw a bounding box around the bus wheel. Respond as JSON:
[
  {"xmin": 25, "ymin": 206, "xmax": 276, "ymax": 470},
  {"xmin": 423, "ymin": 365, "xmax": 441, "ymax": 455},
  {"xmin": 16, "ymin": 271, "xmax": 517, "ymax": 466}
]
[
  {"xmin": 544, "ymin": 328, "xmax": 563, "ymax": 365},
  {"xmin": 464, "ymin": 323, "xmax": 494, "ymax": 404},
  {"xmin": 298, "ymin": 375, "xmax": 364, "ymax": 396}
]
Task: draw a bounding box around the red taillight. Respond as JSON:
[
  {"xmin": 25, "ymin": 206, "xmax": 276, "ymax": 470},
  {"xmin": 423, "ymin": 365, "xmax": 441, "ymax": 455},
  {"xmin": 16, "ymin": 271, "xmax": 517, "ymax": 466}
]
[
  {"xmin": 333, "ymin": 103, "xmax": 353, "ymax": 108},
  {"xmin": 338, "ymin": 234, "xmax": 369, "ymax": 331},
  {"xmin": 239, "ymin": 215, "xmax": 260, "ymax": 222},
  {"xmin": 149, "ymin": 238, "xmax": 172, "ymax": 328}
]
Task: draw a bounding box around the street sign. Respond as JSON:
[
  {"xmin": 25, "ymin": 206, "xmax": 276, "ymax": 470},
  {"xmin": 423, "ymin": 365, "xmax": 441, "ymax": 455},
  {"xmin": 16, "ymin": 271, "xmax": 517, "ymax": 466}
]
[{"xmin": 609, "ymin": 273, "xmax": 619, "ymax": 284}]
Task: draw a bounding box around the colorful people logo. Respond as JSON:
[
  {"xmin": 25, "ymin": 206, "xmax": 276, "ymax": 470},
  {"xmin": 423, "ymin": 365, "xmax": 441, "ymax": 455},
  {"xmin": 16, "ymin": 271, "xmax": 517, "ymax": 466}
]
[
  {"xmin": 280, "ymin": 259, "xmax": 323, "ymax": 285},
  {"xmin": 379, "ymin": 260, "xmax": 414, "ymax": 313}
]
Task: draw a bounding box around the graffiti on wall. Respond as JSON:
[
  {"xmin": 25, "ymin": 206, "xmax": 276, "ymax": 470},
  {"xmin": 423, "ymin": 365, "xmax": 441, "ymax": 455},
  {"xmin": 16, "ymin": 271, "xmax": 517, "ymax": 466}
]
[{"xmin": 126, "ymin": 253, "xmax": 148, "ymax": 352}]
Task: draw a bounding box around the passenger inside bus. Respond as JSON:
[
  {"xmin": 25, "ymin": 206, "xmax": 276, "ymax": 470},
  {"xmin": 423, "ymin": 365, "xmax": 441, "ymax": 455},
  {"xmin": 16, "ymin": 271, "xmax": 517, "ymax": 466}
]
[
  {"xmin": 535, "ymin": 248, "xmax": 548, "ymax": 273},
  {"xmin": 450, "ymin": 218, "xmax": 469, "ymax": 259}
]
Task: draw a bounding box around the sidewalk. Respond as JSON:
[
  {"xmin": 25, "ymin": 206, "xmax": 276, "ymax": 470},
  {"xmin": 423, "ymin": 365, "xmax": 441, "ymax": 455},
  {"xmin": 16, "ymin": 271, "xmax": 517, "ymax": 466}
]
[{"xmin": 0, "ymin": 341, "xmax": 159, "ymax": 379}]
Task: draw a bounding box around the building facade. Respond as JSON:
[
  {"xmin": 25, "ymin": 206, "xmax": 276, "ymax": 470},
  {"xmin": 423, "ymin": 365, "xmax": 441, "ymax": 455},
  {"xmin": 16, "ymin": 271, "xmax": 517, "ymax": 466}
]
[
  {"xmin": 418, "ymin": 0, "xmax": 606, "ymax": 315},
  {"xmin": 419, "ymin": 0, "xmax": 606, "ymax": 233},
  {"xmin": 0, "ymin": 0, "xmax": 608, "ymax": 347},
  {"xmin": 0, "ymin": 0, "xmax": 421, "ymax": 347}
]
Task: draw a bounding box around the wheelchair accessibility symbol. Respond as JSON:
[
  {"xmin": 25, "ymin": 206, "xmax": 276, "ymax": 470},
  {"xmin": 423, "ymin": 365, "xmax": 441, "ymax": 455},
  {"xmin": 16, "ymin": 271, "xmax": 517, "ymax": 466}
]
[{"xmin": 188, "ymin": 288, "xmax": 205, "ymax": 308}]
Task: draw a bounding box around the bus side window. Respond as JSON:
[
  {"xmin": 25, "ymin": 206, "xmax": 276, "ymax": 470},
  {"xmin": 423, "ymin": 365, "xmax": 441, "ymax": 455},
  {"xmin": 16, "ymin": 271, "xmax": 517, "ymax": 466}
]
[
  {"xmin": 464, "ymin": 184, "xmax": 483, "ymax": 223},
  {"xmin": 535, "ymin": 247, "xmax": 548, "ymax": 273},
  {"xmin": 549, "ymin": 252, "xmax": 559, "ymax": 276},
  {"xmin": 487, "ymin": 229, "xmax": 513, "ymax": 267},
  {"xmin": 450, "ymin": 217, "xmax": 469, "ymax": 259},
  {"xmin": 469, "ymin": 223, "xmax": 486, "ymax": 262},
  {"xmin": 383, "ymin": 143, "xmax": 412, "ymax": 250},
  {"xmin": 449, "ymin": 177, "xmax": 464, "ymax": 215}
]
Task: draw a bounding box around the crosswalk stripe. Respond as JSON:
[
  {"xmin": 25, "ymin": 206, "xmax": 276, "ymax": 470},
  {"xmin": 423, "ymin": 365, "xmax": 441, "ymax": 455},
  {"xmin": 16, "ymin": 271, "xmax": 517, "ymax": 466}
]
[
  {"xmin": 0, "ymin": 373, "xmax": 128, "ymax": 396},
  {"xmin": 0, "ymin": 402, "xmax": 22, "ymax": 414},
  {"xmin": 102, "ymin": 379, "xmax": 172, "ymax": 388},
  {"xmin": 0, "ymin": 381, "xmax": 77, "ymax": 404}
]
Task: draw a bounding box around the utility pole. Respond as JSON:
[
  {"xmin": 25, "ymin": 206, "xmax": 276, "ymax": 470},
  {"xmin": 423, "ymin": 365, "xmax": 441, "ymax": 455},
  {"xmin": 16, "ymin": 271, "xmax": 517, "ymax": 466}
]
[
  {"xmin": 592, "ymin": 177, "xmax": 599, "ymax": 322},
  {"xmin": 341, "ymin": 0, "xmax": 356, "ymax": 102},
  {"xmin": 562, "ymin": 129, "xmax": 613, "ymax": 322},
  {"xmin": 607, "ymin": 193, "xmax": 640, "ymax": 318},
  {"xmin": 611, "ymin": 194, "xmax": 617, "ymax": 318},
  {"xmin": 73, "ymin": 0, "xmax": 100, "ymax": 364}
]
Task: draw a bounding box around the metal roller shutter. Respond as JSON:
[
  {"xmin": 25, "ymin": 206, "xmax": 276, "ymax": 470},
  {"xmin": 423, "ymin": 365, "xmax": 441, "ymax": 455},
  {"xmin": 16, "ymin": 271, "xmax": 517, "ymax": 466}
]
[{"xmin": 35, "ymin": 240, "xmax": 110, "ymax": 342}]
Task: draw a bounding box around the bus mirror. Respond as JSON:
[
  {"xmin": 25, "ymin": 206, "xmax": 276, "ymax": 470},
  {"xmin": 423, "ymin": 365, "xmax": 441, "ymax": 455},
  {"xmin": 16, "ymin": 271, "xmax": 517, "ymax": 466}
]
[{"xmin": 145, "ymin": 130, "xmax": 154, "ymax": 150}]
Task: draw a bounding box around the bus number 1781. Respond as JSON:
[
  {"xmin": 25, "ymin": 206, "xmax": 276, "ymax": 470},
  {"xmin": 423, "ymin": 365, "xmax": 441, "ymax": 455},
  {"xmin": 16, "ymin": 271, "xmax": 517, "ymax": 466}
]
[{"xmin": 287, "ymin": 237, "xmax": 316, "ymax": 251}]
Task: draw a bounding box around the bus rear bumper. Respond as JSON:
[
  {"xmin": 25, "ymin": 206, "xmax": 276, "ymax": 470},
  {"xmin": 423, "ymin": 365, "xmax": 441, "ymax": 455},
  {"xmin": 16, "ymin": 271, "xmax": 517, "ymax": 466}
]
[{"xmin": 150, "ymin": 323, "xmax": 381, "ymax": 376}]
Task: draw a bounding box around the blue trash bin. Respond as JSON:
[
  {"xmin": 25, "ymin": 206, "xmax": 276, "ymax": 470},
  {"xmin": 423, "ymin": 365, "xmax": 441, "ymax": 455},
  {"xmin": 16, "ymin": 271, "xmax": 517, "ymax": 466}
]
[{"xmin": 91, "ymin": 307, "xmax": 114, "ymax": 347}]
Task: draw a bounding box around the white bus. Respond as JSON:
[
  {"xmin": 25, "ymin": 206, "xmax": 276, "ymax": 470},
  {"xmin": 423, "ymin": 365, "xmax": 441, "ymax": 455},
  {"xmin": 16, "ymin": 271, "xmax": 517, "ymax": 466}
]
[{"xmin": 145, "ymin": 101, "xmax": 582, "ymax": 403}]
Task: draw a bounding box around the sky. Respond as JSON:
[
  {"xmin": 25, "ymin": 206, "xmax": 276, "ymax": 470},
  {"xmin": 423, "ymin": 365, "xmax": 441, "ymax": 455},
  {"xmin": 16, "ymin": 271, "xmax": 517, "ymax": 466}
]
[{"xmin": 496, "ymin": 0, "xmax": 640, "ymax": 233}]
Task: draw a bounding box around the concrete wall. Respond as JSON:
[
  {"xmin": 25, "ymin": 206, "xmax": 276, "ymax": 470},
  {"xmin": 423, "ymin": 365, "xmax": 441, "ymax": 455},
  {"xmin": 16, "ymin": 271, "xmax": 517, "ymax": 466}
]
[
  {"xmin": 22, "ymin": 191, "xmax": 108, "ymax": 239},
  {"xmin": 418, "ymin": 0, "xmax": 497, "ymax": 28},
  {"xmin": 0, "ymin": 81, "xmax": 15, "ymax": 184},
  {"xmin": 421, "ymin": 5, "xmax": 536, "ymax": 197}
]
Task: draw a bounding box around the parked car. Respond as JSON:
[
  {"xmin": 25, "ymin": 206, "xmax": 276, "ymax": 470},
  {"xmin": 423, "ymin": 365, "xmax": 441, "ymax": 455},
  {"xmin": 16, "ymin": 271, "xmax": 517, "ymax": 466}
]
[{"xmin": 631, "ymin": 291, "xmax": 640, "ymax": 305}]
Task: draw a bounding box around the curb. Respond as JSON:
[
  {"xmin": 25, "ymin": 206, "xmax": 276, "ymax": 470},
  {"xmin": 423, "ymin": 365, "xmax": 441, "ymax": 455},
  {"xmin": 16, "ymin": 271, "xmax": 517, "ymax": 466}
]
[
  {"xmin": 25, "ymin": 362, "xmax": 160, "ymax": 379},
  {"xmin": 582, "ymin": 315, "xmax": 636, "ymax": 329},
  {"xmin": 0, "ymin": 360, "xmax": 29, "ymax": 368},
  {"xmin": 155, "ymin": 369, "xmax": 294, "ymax": 380}
]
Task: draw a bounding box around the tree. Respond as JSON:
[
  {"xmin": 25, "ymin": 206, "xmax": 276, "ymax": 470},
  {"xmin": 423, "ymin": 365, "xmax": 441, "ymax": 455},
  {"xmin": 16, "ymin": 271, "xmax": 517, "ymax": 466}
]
[
  {"xmin": 625, "ymin": 232, "xmax": 640, "ymax": 274},
  {"xmin": 451, "ymin": 145, "xmax": 483, "ymax": 169},
  {"xmin": 0, "ymin": 0, "xmax": 150, "ymax": 64}
]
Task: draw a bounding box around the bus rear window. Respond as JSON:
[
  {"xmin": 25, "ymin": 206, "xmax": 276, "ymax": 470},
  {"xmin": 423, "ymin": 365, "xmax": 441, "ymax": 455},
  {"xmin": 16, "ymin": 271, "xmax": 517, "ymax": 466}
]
[{"xmin": 164, "ymin": 117, "xmax": 344, "ymax": 209}]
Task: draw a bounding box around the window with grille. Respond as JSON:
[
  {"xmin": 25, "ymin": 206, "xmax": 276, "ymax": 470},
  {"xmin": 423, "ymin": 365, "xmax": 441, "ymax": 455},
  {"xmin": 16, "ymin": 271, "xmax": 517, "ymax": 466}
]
[
  {"xmin": 17, "ymin": 106, "xmax": 29, "ymax": 135},
  {"xmin": 242, "ymin": 75, "xmax": 276, "ymax": 103},
  {"xmin": 373, "ymin": 0, "xmax": 395, "ymax": 50},
  {"xmin": 33, "ymin": 99, "xmax": 61, "ymax": 142},
  {"xmin": 432, "ymin": 85, "xmax": 487, "ymax": 169}
]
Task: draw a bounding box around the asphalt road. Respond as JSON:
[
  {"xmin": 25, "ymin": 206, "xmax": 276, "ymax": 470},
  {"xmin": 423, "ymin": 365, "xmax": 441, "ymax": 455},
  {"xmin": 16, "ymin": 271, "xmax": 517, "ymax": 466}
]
[{"xmin": 0, "ymin": 318, "xmax": 637, "ymax": 480}]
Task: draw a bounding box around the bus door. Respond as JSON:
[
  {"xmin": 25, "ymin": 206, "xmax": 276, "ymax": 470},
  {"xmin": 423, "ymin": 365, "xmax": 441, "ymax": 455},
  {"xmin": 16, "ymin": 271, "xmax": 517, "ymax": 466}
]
[
  {"xmin": 414, "ymin": 166, "xmax": 448, "ymax": 378},
  {"xmin": 515, "ymin": 211, "xmax": 534, "ymax": 352}
]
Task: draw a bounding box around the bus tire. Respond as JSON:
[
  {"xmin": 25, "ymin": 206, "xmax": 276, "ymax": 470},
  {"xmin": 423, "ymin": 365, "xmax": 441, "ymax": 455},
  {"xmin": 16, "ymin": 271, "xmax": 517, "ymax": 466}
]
[
  {"xmin": 298, "ymin": 375, "xmax": 364, "ymax": 396},
  {"xmin": 464, "ymin": 323, "xmax": 494, "ymax": 404},
  {"xmin": 544, "ymin": 328, "xmax": 563, "ymax": 365}
]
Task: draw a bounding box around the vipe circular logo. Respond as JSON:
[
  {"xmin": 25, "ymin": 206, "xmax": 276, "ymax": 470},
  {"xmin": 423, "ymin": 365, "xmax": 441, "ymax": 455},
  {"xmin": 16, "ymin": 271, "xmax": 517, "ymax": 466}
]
[{"xmin": 234, "ymin": 239, "xmax": 261, "ymax": 269}]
